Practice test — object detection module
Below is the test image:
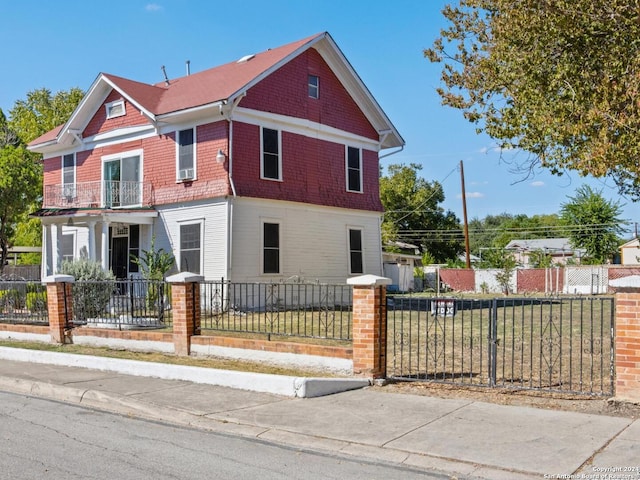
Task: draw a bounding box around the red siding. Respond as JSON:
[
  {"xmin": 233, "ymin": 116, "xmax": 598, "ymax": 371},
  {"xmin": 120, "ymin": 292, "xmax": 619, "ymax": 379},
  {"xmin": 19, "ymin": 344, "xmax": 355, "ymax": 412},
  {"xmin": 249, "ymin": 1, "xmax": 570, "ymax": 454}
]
[
  {"xmin": 83, "ymin": 90, "xmax": 148, "ymax": 138},
  {"xmin": 517, "ymin": 268, "xmax": 565, "ymax": 293},
  {"xmin": 231, "ymin": 122, "xmax": 383, "ymax": 211},
  {"xmin": 45, "ymin": 121, "xmax": 231, "ymax": 206},
  {"xmin": 240, "ymin": 48, "xmax": 378, "ymax": 141}
]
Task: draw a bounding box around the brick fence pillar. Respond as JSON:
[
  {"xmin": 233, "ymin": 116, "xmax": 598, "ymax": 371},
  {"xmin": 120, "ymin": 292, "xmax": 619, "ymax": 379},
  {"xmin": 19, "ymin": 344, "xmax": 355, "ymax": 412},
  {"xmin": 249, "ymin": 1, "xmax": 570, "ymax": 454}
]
[
  {"xmin": 347, "ymin": 274, "xmax": 391, "ymax": 379},
  {"xmin": 167, "ymin": 272, "xmax": 203, "ymax": 356},
  {"xmin": 615, "ymin": 288, "xmax": 640, "ymax": 402},
  {"xmin": 42, "ymin": 274, "xmax": 75, "ymax": 344}
]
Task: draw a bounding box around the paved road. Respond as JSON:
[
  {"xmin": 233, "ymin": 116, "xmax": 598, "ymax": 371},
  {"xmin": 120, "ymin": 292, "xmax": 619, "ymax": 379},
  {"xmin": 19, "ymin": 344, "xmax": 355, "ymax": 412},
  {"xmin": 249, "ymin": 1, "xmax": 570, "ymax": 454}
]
[{"xmin": 0, "ymin": 391, "xmax": 452, "ymax": 480}]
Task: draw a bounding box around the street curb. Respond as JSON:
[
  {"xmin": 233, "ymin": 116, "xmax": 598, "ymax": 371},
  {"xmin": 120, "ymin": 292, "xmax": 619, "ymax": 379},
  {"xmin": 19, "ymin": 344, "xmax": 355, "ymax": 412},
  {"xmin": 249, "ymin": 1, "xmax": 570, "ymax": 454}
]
[{"xmin": 0, "ymin": 347, "xmax": 368, "ymax": 397}]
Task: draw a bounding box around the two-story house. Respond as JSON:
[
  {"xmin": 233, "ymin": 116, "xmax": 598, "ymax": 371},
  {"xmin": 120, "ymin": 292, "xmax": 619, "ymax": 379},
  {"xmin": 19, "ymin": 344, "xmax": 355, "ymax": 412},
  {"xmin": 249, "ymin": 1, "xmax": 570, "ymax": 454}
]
[{"xmin": 29, "ymin": 32, "xmax": 404, "ymax": 283}]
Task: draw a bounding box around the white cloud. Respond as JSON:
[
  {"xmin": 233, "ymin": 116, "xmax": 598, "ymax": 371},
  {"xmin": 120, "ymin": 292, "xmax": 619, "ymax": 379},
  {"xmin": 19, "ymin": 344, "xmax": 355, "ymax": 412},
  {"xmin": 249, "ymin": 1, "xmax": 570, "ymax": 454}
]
[
  {"xmin": 457, "ymin": 192, "xmax": 485, "ymax": 199},
  {"xmin": 530, "ymin": 181, "xmax": 545, "ymax": 187},
  {"xmin": 146, "ymin": 3, "xmax": 163, "ymax": 11}
]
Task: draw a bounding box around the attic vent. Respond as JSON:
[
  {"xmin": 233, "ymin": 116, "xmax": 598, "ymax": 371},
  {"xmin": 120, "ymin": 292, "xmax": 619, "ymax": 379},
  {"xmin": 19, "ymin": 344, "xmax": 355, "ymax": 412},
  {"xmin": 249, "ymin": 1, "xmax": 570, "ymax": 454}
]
[{"xmin": 237, "ymin": 54, "xmax": 256, "ymax": 64}]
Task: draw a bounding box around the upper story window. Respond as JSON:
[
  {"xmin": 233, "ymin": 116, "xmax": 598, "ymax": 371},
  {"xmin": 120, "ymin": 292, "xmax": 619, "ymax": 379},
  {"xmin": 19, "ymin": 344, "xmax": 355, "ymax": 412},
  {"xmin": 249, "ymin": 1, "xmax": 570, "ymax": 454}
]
[
  {"xmin": 308, "ymin": 75, "xmax": 319, "ymax": 99},
  {"xmin": 348, "ymin": 228, "xmax": 364, "ymax": 274},
  {"xmin": 103, "ymin": 150, "xmax": 142, "ymax": 208},
  {"xmin": 263, "ymin": 221, "xmax": 280, "ymax": 274},
  {"xmin": 62, "ymin": 153, "xmax": 76, "ymax": 199},
  {"xmin": 346, "ymin": 146, "xmax": 362, "ymax": 193},
  {"xmin": 177, "ymin": 128, "xmax": 195, "ymax": 181},
  {"xmin": 105, "ymin": 99, "xmax": 125, "ymax": 119},
  {"xmin": 261, "ymin": 127, "xmax": 281, "ymax": 181}
]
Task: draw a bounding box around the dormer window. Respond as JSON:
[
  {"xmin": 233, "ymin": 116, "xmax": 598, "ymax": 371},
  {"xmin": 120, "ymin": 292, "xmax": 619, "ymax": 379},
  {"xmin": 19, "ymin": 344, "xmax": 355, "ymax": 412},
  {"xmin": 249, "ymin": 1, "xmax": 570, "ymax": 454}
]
[
  {"xmin": 105, "ymin": 99, "xmax": 125, "ymax": 119},
  {"xmin": 308, "ymin": 75, "xmax": 319, "ymax": 99}
]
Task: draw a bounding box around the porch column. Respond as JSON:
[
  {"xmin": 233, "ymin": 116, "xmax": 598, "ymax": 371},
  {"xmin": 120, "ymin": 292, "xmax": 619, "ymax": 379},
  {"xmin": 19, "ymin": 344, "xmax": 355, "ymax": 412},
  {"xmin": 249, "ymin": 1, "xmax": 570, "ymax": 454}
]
[
  {"xmin": 87, "ymin": 221, "xmax": 96, "ymax": 261},
  {"xmin": 54, "ymin": 223, "xmax": 63, "ymax": 273},
  {"xmin": 347, "ymin": 274, "xmax": 391, "ymax": 379},
  {"xmin": 100, "ymin": 221, "xmax": 109, "ymax": 271},
  {"xmin": 42, "ymin": 223, "xmax": 52, "ymax": 277}
]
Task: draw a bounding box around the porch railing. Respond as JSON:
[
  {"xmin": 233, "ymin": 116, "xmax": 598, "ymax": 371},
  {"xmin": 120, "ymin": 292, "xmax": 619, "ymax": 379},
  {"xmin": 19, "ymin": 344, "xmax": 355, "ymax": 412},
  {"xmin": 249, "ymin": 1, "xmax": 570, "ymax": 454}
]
[{"xmin": 43, "ymin": 181, "xmax": 152, "ymax": 209}]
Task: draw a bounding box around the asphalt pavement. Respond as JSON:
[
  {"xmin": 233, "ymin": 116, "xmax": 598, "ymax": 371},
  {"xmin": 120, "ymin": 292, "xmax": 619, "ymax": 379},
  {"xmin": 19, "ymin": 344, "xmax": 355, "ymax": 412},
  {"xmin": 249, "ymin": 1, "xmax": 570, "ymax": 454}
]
[{"xmin": 0, "ymin": 347, "xmax": 638, "ymax": 480}]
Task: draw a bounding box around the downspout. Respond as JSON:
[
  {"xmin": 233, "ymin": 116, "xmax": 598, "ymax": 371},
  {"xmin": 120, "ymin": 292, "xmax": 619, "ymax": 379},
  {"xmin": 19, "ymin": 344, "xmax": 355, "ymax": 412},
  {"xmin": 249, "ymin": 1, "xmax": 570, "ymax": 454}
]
[{"xmin": 223, "ymin": 93, "xmax": 246, "ymax": 279}]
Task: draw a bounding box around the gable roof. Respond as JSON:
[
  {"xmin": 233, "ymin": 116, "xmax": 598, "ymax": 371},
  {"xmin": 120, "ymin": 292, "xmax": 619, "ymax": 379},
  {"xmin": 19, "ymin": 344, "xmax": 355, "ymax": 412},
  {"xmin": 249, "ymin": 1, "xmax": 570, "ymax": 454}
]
[{"xmin": 29, "ymin": 32, "xmax": 403, "ymax": 152}]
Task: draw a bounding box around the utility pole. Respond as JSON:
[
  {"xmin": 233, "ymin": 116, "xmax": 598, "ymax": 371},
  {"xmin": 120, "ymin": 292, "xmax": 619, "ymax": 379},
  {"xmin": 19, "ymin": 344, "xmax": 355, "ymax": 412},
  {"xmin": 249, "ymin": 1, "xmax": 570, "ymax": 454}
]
[{"xmin": 460, "ymin": 160, "xmax": 471, "ymax": 269}]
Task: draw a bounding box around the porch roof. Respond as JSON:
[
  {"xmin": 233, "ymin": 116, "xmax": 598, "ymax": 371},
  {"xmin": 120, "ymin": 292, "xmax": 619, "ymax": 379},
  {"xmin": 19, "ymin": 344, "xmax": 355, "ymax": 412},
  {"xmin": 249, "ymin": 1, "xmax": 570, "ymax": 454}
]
[{"xmin": 31, "ymin": 208, "xmax": 157, "ymax": 225}]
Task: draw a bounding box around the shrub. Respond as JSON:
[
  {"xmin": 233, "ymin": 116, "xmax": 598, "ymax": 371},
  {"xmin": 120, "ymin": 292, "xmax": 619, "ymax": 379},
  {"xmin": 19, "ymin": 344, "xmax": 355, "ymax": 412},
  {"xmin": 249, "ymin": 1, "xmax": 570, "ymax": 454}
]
[
  {"xmin": 0, "ymin": 288, "xmax": 26, "ymax": 310},
  {"xmin": 26, "ymin": 291, "xmax": 47, "ymax": 312},
  {"xmin": 60, "ymin": 260, "xmax": 115, "ymax": 321}
]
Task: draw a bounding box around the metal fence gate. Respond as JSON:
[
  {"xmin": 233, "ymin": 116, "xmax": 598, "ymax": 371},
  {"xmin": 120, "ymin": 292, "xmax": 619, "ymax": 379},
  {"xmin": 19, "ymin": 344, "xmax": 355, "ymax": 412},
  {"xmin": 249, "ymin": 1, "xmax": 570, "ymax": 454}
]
[{"xmin": 386, "ymin": 296, "xmax": 615, "ymax": 396}]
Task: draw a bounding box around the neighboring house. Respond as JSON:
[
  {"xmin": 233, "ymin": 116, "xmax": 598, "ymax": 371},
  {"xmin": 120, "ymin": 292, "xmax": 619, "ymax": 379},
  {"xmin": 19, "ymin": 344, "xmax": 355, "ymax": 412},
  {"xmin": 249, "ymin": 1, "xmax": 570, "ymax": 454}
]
[
  {"xmin": 382, "ymin": 241, "xmax": 421, "ymax": 292},
  {"xmin": 504, "ymin": 238, "xmax": 584, "ymax": 267},
  {"xmin": 28, "ymin": 33, "xmax": 403, "ymax": 283},
  {"xmin": 619, "ymin": 238, "xmax": 640, "ymax": 265}
]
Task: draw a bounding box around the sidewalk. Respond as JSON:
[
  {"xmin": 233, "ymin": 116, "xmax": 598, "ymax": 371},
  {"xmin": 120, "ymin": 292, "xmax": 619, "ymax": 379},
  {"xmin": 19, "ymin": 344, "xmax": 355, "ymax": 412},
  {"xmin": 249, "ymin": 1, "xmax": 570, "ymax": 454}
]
[{"xmin": 0, "ymin": 349, "xmax": 638, "ymax": 479}]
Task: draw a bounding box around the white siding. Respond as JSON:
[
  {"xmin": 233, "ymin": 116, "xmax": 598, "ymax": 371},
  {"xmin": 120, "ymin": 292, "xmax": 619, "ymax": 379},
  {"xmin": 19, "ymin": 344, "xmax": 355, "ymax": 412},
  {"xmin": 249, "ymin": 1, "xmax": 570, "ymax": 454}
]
[
  {"xmin": 230, "ymin": 197, "xmax": 382, "ymax": 283},
  {"xmin": 155, "ymin": 199, "xmax": 229, "ymax": 280}
]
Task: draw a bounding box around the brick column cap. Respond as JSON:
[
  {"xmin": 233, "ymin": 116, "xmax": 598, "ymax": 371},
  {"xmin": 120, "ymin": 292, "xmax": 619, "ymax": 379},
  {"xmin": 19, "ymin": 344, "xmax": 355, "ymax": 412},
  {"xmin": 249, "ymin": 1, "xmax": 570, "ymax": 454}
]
[
  {"xmin": 167, "ymin": 272, "xmax": 204, "ymax": 283},
  {"xmin": 611, "ymin": 275, "xmax": 640, "ymax": 289},
  {"xmin": 42, "ymin": 274, "xmax": 75, "ymax": 284},
  {"xmin": 347, "ymin": 274, "xmax": 391, "ymax": 287}
]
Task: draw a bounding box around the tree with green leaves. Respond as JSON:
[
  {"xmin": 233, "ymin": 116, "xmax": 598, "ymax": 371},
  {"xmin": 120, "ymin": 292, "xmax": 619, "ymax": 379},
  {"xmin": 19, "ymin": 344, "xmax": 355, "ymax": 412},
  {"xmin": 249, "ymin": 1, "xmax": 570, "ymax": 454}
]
[
  {"xmin": 380, "ymin": 163, "xmax": 462, "ymax": 263},
  {"xmin": 0, "ymin": 88, "xmax": 84, "ymax": 272},
  {"xmin": 0, "ymin": 145, "xmax": 41, "ymax": 273},
  {"xmin": 560, "ymin": 185, "xmax": 626, "ymax": 264},
  {"xmin": 425, "ymin": 1, "xmax": 640, "ymax": 198},
  {"xmin": 9, "ymin": 87, "xmax": 84, "ymax": 144}
]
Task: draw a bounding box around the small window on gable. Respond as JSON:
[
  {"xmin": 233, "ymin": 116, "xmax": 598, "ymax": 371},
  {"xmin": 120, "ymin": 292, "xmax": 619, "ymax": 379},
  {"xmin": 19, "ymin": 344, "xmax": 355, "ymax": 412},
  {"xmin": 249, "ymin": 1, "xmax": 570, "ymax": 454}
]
[
  {"xmin": 308, "ymin": 75, "xmax": 319, "ymax": 99},
  {"xmin": 105, "ymin": 99, "xmax": 125, "ymax": 119},
  {"xmin": 346, "ymin": 146, "xmax": 362, "ymax": 193}
]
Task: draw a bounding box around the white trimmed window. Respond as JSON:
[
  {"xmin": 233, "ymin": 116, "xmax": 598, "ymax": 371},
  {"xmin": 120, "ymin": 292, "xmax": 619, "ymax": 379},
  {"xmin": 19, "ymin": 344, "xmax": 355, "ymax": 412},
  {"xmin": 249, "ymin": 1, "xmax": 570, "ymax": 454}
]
[
  {"xmin": 348, "ymin": 228, "xmax": 364, "ymax": 274},
  {"xmin": 105, "ymin": 99, "xmax": 125, "ymax": 119},
  {"xmin": 61, "ymin": 233, "xmax": 75, "ymax": 263},
  {"xmin": 346, "ymin": 146, "xmax": 362, "ymax": 193},
  {"xmin": 62, "ymin": 153, "xmax": 76, "ymax": 199},
  {"xmin": 177, "ymin": 128, "xmax": 196, "ymax": 181},
  {"xmin": 308, "ymin": 74, "xmax": 319, "ymax": 99},
  {"xmin": 102, "ymin": 149, "xmax": 142, "ymax": 208},
  {"xmin": 261, "ymin": 127, "xmax": 281, "ymax": 181},
  {"xmin": 262, "ymin": 221, "xmax": 280, "ymax": 274},
  {"xmin": 179, "ymin": 221, "xmax": 202, "ymax": 274}
]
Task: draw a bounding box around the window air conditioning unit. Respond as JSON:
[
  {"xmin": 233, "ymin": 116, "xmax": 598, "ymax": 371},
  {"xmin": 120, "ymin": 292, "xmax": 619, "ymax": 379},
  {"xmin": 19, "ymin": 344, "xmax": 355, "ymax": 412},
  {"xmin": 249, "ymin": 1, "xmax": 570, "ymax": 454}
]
[{"xmin": 178, "ymin": 168, "xmax": 194, "ymax": 181}]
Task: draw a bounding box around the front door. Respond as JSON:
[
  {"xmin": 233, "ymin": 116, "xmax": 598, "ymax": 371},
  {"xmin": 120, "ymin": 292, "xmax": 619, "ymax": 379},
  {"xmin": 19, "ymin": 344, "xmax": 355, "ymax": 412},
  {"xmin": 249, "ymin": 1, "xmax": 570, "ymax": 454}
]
[{"xmin": 111, "ymin": 236, "xmax": 129, "ymax": 280}]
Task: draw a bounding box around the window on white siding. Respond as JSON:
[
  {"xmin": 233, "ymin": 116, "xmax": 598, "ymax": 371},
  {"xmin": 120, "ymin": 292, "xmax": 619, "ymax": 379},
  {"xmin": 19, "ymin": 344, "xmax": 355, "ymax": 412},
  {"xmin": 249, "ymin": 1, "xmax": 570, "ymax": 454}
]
[
  {"xmin": 349, "ymin": 228, "xmax": 364, "ymax": 274},
  {"xmin": 308, "ymin": 75, "xmax": 319, "ymax": 99},
  {"xmin": 261, "ymin": 127, "xmax": 281, "ymax": 181},
  {"xmin": 263, "ymin": 222, "xmax": 280, "ymax": 274},
  {"xmin": 180, "ymin": 222, "xmax": 201, "ymax": 274},
  {"xmin": 105, "ymin": 99, "xmax": 125, "ymax": 119},
  {"xmin": 346, "ymin": 146, "xmax": 362, "ymax": 193},
  {"xmin": 61, "ymin": 233, "xmax": 75, "ymax": 263},
  {"xmin": 128, "ymin": 224, "xmax": 140, "ymax": 273},
  {"xmin": 62, "ymin": 153, "xmax": 75, "ymax": 199},
  {"xmin": 177, "ymin": 128, "xmax": 195, "ymax": 181}
]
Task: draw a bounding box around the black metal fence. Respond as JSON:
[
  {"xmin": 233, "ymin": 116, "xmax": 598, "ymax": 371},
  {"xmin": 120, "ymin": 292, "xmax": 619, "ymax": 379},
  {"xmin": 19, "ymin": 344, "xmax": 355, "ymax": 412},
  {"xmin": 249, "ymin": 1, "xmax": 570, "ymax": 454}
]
[
  {"xmin": 0, "ymin": 280, "xmax": 49, "ymax": 325},
  {"xmin": 200, "ymin": 280, "xmax": 353, "ymax": 341},
  {"xmin": 387, "ymin": 296, "xmax": 615, "ymax": 396},
  {"xmin": 72, "ymin": 279, "xmax": 172, "ymax": 329}
]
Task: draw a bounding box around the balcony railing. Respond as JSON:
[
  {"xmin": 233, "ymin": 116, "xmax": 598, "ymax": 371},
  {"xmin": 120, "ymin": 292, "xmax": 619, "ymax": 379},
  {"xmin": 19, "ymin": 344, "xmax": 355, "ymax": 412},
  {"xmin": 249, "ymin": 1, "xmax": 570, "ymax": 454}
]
[{"xmin": 43, "ymin": 181, "xmax": 152, "ymax": 209}]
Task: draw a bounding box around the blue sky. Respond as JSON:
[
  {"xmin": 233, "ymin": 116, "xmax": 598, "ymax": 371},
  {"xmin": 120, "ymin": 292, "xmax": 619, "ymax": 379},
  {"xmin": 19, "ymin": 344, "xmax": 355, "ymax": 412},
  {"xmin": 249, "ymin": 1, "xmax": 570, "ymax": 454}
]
[{"xmin": 2, "ymin": 0, "xmax": 638, "ymax": 236}]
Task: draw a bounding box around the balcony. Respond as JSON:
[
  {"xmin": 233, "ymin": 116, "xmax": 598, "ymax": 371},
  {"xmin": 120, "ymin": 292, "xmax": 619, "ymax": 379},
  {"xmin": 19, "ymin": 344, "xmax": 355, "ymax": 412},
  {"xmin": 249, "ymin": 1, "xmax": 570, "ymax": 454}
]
[{"xmin": 43, "ymin": 181, "xmax": 152, "ymax": 209}]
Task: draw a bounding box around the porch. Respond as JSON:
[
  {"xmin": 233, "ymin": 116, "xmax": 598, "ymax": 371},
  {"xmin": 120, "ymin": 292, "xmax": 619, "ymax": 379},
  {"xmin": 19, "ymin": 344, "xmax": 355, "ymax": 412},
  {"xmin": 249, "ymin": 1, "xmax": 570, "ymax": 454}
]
[{"xmin": 43, "ymin": 180, "xmax": 152, "ymax": 209}]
